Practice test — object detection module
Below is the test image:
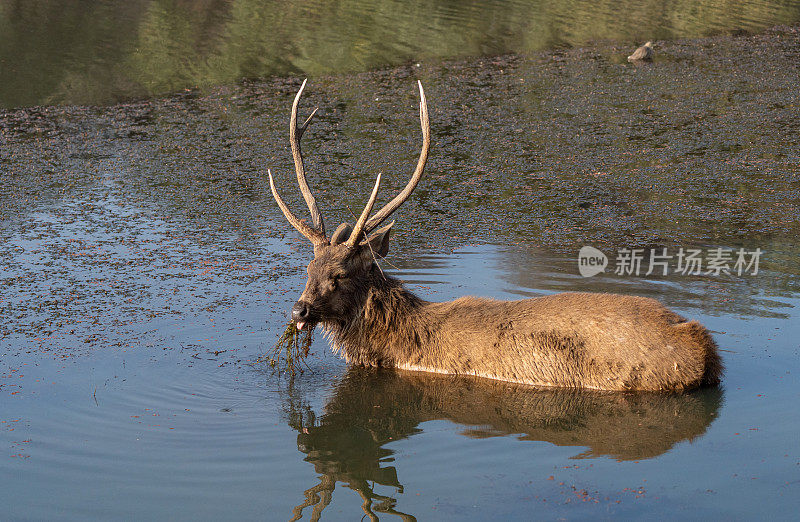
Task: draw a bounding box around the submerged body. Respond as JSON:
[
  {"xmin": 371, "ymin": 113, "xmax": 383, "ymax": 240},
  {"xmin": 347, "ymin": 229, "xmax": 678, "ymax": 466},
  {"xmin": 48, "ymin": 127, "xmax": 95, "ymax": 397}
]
[{"xmin": 323, "ymin": 269, "xmax": 722, "ymax": 392}]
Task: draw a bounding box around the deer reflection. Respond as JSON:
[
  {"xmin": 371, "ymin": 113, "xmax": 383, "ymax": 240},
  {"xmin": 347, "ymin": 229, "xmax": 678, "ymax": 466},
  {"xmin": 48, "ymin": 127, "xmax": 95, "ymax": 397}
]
[{"xmin": 286, "ymin": 368, "xmax": 722, "ymax": 520}]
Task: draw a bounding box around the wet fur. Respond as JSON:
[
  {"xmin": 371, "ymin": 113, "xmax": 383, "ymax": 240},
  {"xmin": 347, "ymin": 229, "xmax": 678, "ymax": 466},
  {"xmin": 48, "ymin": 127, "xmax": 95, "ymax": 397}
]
[{"xmin": 315, "ymin": 257, "xmax": 723, "ymax": 392}]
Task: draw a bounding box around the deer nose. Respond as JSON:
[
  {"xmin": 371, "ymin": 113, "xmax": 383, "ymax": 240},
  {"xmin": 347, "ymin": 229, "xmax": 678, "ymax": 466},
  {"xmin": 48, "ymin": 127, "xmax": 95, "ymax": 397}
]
[{"xmin": 291, "ymin": 301, "xmax": 310, "ymax": 323}]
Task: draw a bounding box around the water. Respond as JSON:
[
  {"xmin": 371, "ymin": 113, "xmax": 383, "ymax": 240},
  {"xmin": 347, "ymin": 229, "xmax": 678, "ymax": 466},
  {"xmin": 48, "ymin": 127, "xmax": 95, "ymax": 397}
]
[
  {"xmin": 2, "ymin": 0, "xmax": 800, "ymax": 108},
  {"xmin": 3, "ymin": 3, "xmax": 800, "ymax": 520}
]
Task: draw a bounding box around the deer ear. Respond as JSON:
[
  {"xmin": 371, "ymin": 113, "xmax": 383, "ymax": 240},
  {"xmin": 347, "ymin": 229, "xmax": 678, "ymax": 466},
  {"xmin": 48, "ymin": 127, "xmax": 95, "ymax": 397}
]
[
  {"xmin": 360, "ymin": 221, "xmax": 394, "ymax": 260},
  {"xmin": 330, "ymin": 222, "xmax": 353, "ymax": 245}
]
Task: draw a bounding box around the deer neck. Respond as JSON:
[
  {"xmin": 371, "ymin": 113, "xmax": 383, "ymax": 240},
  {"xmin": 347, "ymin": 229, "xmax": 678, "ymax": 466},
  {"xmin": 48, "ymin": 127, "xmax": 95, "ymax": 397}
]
[{"xmin": 323, "ymin": 266, "xmax": 427, "ymax": 367}]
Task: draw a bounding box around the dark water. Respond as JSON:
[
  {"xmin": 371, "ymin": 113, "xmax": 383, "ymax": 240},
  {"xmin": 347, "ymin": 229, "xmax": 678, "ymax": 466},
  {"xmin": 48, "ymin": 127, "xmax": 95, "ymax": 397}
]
[
  {"xmin": 3, "ymin": 6, "xmax": 800, "ymax": 521},
  {"xmin": 2, "ymin": 0, "xmax": 800, "ymax": 108}
]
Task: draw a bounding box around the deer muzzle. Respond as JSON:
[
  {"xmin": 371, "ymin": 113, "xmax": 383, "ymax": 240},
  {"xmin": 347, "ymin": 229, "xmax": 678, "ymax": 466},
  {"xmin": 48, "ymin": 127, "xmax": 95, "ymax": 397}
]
[{"xmin": 292, "ymin": 301, "xmax": 311, "ymax": 330}]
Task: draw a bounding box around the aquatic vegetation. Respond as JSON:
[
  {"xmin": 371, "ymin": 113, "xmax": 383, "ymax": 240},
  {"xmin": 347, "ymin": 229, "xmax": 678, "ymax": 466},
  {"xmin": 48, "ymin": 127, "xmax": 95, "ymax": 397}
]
[{"xmin": 260, "ymin": 321, "xmax": 314, "ymax": 374}]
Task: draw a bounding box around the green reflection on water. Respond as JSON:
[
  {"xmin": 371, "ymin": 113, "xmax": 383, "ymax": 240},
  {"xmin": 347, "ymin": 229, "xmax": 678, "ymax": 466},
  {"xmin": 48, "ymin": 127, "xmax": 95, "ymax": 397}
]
[{"xmin": 1, "ymin": 0, "xmax": 799, "ymax": 108}]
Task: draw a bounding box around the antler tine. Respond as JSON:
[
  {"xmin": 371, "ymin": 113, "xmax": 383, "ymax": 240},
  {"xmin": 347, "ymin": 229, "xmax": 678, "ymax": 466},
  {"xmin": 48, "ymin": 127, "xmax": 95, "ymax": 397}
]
[
  {"xmin": 268, "ymin": 169, "xmax": 326, "ymax": 245},
  {"xmin": 290, "ymin": 79, "xmax": 326, "ymax": 238},
  {"xmin": 363, "ymin": 80, "xmax": 430, "ymax": 233},
  {"xmin": 346, "ymin": 173, "xmax": 382, "ymax": 248}
]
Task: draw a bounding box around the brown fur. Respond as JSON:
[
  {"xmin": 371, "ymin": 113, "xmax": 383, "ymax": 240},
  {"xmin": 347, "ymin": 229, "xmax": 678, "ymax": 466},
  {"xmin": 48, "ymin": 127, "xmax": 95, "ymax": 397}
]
[{"xmin": 295, "ymin": 241, "xmax": 723, "ymax": 392}]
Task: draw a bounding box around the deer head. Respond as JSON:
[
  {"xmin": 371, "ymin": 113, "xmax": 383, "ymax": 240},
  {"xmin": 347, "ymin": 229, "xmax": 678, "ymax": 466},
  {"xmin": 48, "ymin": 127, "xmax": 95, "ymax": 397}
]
[{"xmin": 268, "ymin": 80, "xmax": 430, "ymax": 331}]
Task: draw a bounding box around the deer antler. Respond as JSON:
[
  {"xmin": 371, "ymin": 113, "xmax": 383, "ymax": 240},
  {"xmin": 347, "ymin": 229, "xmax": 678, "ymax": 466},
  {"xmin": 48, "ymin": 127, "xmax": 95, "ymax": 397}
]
[
  {"xmin": 345, "ymin": 173, "xmax": 382, "ymax": 248},
  {"xmin": 363, "ymin": 80, "xmax": 430, "ymax": 234},
  {"xmin": 269, "ymin": 79, "xmax": 327, "ymax": 247},
  {"xmin": 290, "ymin": 79, "xmax": 325, "ymax": 237},
  {"xmin": 268, "ymin": 169, "xmax": 325, "ymax": 245},
  {"xmin": 271, "ymin": 80, "xmax": 429, "ymax": 248}
]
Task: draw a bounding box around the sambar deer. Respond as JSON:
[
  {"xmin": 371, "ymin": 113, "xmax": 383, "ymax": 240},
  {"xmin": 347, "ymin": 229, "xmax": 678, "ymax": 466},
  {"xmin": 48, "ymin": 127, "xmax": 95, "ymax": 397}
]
[{"xmin": 268, "ymin": 80, "xmax": 722, "ymax": 392}]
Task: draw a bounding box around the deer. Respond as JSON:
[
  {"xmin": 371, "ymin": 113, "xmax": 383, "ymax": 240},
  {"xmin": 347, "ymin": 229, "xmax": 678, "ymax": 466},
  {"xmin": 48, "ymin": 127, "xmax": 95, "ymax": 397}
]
[{"xmin": 267, "ymin": 79, "xmax": 723, "ymax": 392}]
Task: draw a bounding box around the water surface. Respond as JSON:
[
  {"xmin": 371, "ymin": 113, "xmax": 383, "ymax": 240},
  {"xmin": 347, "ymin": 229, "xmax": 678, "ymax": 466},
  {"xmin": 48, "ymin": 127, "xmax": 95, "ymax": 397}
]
[{"xmin": 2, "ymin": 21, "xmax": 800, "ymax": 522}]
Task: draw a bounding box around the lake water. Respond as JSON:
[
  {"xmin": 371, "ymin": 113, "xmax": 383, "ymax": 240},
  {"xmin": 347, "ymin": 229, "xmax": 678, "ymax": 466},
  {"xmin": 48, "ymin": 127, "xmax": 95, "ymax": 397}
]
[
  {"xmin": 3, "ymin": 0, "xmax": 800, "ymax": 108},
  {"xmin": 2, "ymin": 1, "xmax": 800, "ymax": 520}
]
